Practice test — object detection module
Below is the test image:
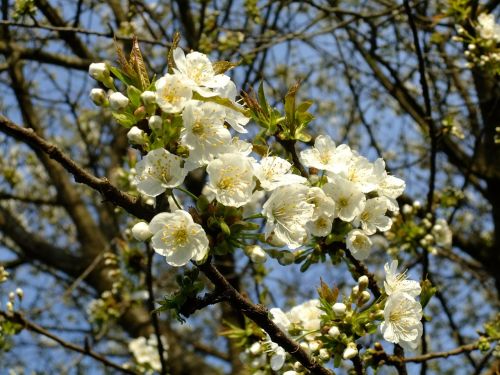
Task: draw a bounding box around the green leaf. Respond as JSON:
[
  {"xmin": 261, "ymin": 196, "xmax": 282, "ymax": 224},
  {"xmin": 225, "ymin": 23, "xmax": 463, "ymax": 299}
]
[
  {"xmin": 109, "ymin": 66, "xmax": 133, "ymax": 86},
  {"xmin": 127, "ymin": 85, "xmax": 142, "ymax": 107},
  {"xmin": 420, "ymin": 279, "xmax": 437, "ymax": 308},
  {"xmin": 258, "ymin": 81, "xmax": 270, "ymax": 118},
  {"xmin": 112, "ymin": 112, "xmax": 137, "ymax": 128}
]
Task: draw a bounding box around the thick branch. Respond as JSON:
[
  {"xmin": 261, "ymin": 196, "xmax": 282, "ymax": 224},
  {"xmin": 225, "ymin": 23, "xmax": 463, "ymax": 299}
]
[{"xmin": 0, "ymin": 115, "xmax": 155, "ymax": 221}]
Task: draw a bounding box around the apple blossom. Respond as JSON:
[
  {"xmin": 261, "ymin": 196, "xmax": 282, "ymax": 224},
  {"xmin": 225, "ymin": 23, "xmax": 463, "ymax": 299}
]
[
  {"xmin": 149, "ymin": 210, "xmax": 209, "ymax": 266},
  {"xmin": 262, "ymin": 184, "xmax": 314, "ymax": 249},
  {"xmin": 134, "ymin": 148, "xmax": 187, "ymax": 197},
  {"xmin": 155, "ymin": 73, "xmax": 193, "ymax": 113},
  {"xmin": 206, "ymin": 153, "xmax": 255, "ymax": 207}
]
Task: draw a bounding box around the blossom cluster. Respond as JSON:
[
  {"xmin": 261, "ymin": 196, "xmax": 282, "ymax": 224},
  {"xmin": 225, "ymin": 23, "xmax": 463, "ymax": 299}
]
[
  {"xmin": 89, "ymin": 44, "xmax": 405, "ymax": 267},
  {"xmin": 454, "ymin": 13, "xmax": 500, "ymax": 73},
  {"xmin": 128, "ymin": 334, "xmax": 168, "ymax": 373},
  {"xmin": 386, "ymin": 201, "xmax": 452, "ymax": 257}
]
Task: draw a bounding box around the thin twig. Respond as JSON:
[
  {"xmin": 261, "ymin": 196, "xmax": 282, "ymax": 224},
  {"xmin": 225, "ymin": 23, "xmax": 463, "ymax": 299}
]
[{"xmin": 0, "ymin": 311, "xmax": 136, "ymax": 374}]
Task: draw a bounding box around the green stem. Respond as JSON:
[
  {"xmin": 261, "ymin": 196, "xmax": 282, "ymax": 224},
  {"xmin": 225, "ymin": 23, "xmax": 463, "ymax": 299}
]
[{"xmin": 175, "ymin": 187, "xmax": 198, "ymax": 201}]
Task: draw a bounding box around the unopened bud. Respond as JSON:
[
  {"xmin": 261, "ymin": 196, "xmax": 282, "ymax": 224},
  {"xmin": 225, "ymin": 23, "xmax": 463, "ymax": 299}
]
[
  {"xmin": 247, "ymin": 245, "xmax": 267, "ymax": 263},
  {"xmin": 88, "ymin": 62, "xmax": 109, "ymax": 81},
  {"xmin": 127, "ymin": 126, "xmax": 146, "ymax": 145},
  {"xmin": 278, "ymin": 251, "xmax": 295, "ymax": 265},
  {"xmin": 15, "ymin": 288, "xmax": 23, "ymax": 300},
  {"xmin": 89, "ymin": 88, "xmax": 107, "ymax": 106},
  {"xmin": 109, "ymin": 92, "xmax": 129, "ymax": 111},
  {"xmin": 131, "ymin": 222, "xmax": 153, "ymax": 241},
  {"xmin": 358, "ymin": 275, "xmax": 369, "ymax": 291},
  {"xmin": 6, "ymin": 301, "xmax": 14, "ymax": 313},
  {"xmin": 141, "ymin": 91, "xmax": 156, "ymax": 105},
  {"xmin": 342, "ymin": 343, "xmax": 358, "ymax": 359},
  {"xmin": 328, "ymin": 326, "xmax": 340, "ymax": 338},
  {"xmin": 352, "ymin": 285, "xmax": 359, "ymax": 296},
  {"xmin": 358, "ymin": 291, "xmax": 370, "ymax": 306},
  {"xmin": 249, "ymin": 342, "xmax": 261, "ymax": 355},
  {"xmin": 148, "ymin": 115, "xmax": 163, "ymax": 132},
  {"xmin": 332, "ymin": 302, "xmax": 347, "ymax": 317},
  {"xmin": 319, "ymin": 348, "xmax": 330, "ymax": 360}
]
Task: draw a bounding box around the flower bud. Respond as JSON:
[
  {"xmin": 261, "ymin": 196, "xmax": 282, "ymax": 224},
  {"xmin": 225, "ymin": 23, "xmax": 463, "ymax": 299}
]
[
  {"xmin": 342, "ymin": 343, "xmax": 358, "ymax": 359},
  {"xmin": 89, "ymin": 62, "xmax": 109, "ymax": 81},
  {"xmin": 148, "ymin": 115, "xmax": 163, "ymax": 132},
  {"xmin": 131, "ymin": 222, "xmax": 153, "ymax": 241},
  {"xmin": 308, "ymin": 341, "xmax": 321, "ymax": 352},
  {"xmin": 319, "ymin": 348, "xmax": 330, "ymax": 361},
  {"xmin": 358, "ymin": 275, "xmax": 369, "ymax": 291},
  {"xmin": 351, "ymin": 285, "xmax": 359, "ymax": 296},
  {"xmin": 9, "ymin": 292, "xmax": 15, "ymax": 301},
  {"xmin": 6, "ymin": 301, "xmax": 14, "ymax": 313},
  {"xmin": 247, "ymin": 245, "xmax": 267, "ymax": 263},
  {"xmin": 15, "ymin": 288, "xmax": 23, "ymax": 300},
  {"xmin": 277, "ymin": 251, "xmax": 295, "ymax": 265},
  {"xmin": 358, "ymin": 291, "xmax": 370, "ymax": 306},
  {"xmin": 89, "ymin": 88, "xmax": 107, "ymax": 106},
  {"xmin": 141, "ymin": 90, "xmax": 157, "ymax": 105},
  {"xmin": 328, "ymin": 326, "xmax": 340, "ymax": 338},
  {"xmin": 413, "ymin": 200, "xmax": 422, "ymax": 209},
  {"xmin": 127, "ymin": 126, "xmax": 146, "ymax": 145},
  {"xmin": 249, "ymin": 342, "xmax": 261, "ymax": 355},
  {"xmin": 109, "ymin": 92, "xmax": 129, "ymax": 111},
  {"xmin": 402, "ymin": 204, "xmax": 413, "ymax": 214},
  {"xmin": 332, "ymin": 302, "xmax": 347, "ymax": 317}
]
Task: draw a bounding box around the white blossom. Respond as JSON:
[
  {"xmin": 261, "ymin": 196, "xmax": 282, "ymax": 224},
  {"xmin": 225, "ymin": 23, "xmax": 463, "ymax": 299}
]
[
  {"xmin": 477, "ymin": 13, "xmax": 500, "ymax": 42},
  {"xmin": 380, "ymin": 292, "xmax": 423, "ymax": 351},
  {"xmin": 307, "ymin": 187, "xmax": 336, "ymax": 220},
  {"xmin": 374, "ymin": 158, "xmax": 405, "ymax": 211},
  {"xmin": 270, "ymin": 308, "xmax": 291, "ymax": 332},
  {"xmin": 215, "ymin": 81, "xmax": 250, "ymax": 133},
  {"xmin": 181, "ymin": 100, "xmax": 231, "ymax": 168},
  {"xmin": 307, "ymin": 214, "xmax": 334, "ymax": 237},
  {"xmin": 340, "ymin": 155, "xmax": 378, "ymax": 193},
  {"xmin": 155, "ymin": 73, "xmax": 192, "ymax": 113},
  {"xmin": 206, "ymin": 153, "xmax": 255, "ymax": 207},
  {"xmin": 262, "ymin": 184, "xmax": 314, "ymax": 249},
  {"xmin": 134, "ymin": 148, "xmax": 187, "ymax": 197},
  {"xmin": 353, "ymin": 197, "xmax": 392, "ymax": 235},
  {"xmin": 254, "ymin": 156, "xmax": 306, "ymax": 191},
  {"xmin": 299, "ymin": 135, "xmax": 352, "ymax": 173},
  {"xmin": 287, "ymin": 299, "xmax": 322, "ymax": 337},
  {"xmin": 149, "ymin": 210, "xmax": 209, "ymax": 266},
  {"xmin": 173, "ymin": 48, "xmax": 230, "ymax": 97},
  {"xmin": 384, "ymin": 260, "xmax": 421, "ymax": 297},
  {"xmin": 323, "ymin": 177, "xmax": 366, "ymax": 222},
  {"xmin": 346, "ymin": 229, "xmax": 372, "ymax": 260}
]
